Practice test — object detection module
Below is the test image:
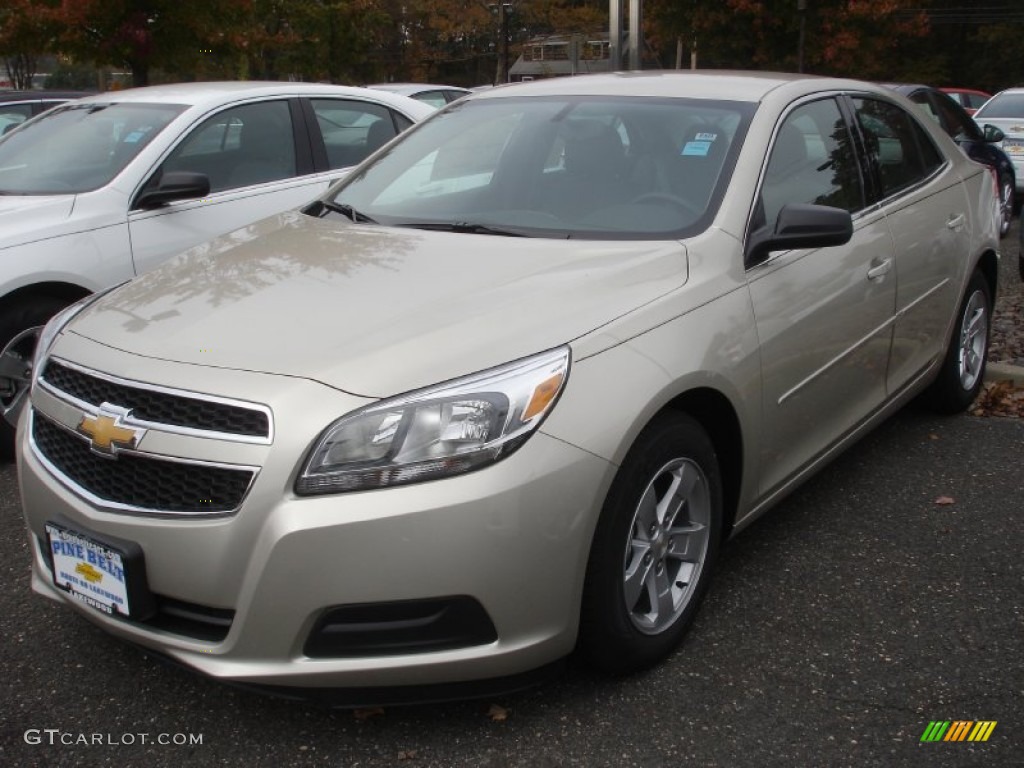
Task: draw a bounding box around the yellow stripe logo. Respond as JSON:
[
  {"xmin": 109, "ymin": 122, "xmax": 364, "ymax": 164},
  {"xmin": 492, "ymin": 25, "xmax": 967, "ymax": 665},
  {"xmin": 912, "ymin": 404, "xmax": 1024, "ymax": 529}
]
[{"xmin": 920, "ymin": 720, "xmax": 996, "ymax": 742}]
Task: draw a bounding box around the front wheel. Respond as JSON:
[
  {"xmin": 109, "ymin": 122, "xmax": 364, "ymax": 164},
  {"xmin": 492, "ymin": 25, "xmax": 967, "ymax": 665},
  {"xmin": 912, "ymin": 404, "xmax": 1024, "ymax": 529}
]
[
  {"xmin": 0, "ymin": 296, "xmax": 72, "ymax": 460},
  {"xmin": 924, "ymin": 270, "xmax": 991, "ymax": 414},
  {"xmin": 579, "ymin": 412, "xmax": 722, "ymax": 674}
]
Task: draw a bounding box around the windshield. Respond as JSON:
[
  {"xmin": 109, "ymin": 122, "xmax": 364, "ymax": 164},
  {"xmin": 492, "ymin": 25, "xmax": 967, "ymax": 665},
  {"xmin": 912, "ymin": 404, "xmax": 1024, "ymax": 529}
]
[
  {"xmin": 327, "ymin": 95, "xmax": 754, "ymax": 239},
  {"xmin": 974, "ymin": 93, "xmax": 1024, "ymax": 120},
  {"xmin": 0, "ymin": 102, "xmax": 184, "ymax": 194}
]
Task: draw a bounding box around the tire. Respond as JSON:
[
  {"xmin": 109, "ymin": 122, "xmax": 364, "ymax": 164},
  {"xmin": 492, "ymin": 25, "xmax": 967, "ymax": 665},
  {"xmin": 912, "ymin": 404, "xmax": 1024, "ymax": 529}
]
[
  {"xmin": 925, "ymin": 270, "xmax": 991, "ymax": 414},
  {"xmin": 579, "ymin": 412, "xmax": 722, "ymax": 674},
  {"xmin": 997, "ymin": 175, "xmax": 1013, "ymax": 239},
  {"xmin": 0, "ymin": 295, "xmax": 72, "ymax": 460}
]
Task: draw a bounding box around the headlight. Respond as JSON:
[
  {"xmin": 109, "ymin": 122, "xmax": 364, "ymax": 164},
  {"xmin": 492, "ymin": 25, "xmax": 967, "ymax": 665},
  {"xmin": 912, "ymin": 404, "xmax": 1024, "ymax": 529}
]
[
  {"xmin": 33, "ymin": 283, "xmax": 125, "ymax": 377},
  {"xmin": 296, "ymin": 346, "xmax": 570, "ymax": 494}
]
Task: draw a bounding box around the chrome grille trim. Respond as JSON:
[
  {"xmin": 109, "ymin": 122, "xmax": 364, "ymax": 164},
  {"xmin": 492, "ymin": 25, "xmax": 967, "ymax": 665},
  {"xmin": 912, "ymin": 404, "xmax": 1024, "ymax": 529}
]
[
  {"xmin": 28, "ymin": 409, "xmax": 260, "ymax": 518},
  {"xmin": 39, "ymin": 357, "xmax": 274, "ymax": 444}
]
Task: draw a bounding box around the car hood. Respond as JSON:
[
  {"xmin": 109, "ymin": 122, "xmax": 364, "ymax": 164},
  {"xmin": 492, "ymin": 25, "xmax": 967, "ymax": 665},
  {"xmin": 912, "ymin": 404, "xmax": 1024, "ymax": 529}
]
[
  {"xmin": 0, "ymin": 195, "xmax": 75, "ymax": 249},
  {"xmin": 68, "ymin": 211, "xmax": 688, "ymax": 397}
]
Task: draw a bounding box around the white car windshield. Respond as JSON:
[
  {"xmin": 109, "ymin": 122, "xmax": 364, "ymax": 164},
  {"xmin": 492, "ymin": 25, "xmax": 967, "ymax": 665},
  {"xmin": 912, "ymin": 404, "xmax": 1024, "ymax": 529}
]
[
  {"xmin": 0, "ymin": 102, "xmax": 185, "ymax": 195},
  {"xmin": 327, "ymin": 96, "xmax": 754, "ymax": 239}
]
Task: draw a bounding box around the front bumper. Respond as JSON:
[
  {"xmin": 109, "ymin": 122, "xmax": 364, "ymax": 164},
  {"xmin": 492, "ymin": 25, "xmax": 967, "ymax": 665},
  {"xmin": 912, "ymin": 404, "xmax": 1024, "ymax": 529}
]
[{"xmin": 19, "ymin": 339, "xmax": 613, "ymax": 692}]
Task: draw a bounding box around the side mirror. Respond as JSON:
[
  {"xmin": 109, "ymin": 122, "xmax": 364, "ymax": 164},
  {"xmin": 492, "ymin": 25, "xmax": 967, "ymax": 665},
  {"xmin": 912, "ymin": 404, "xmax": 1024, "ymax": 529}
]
[
  {"xmin": 134, "ymin": 171, "xmax": 211, "ymax": 209},
  {"xmin": 983, "ymin": 124, "xmax": 1005, "ymax": 143},
  {"xmin": 746, "ymin": 203, "xmax": 853, "ymax": 267}
]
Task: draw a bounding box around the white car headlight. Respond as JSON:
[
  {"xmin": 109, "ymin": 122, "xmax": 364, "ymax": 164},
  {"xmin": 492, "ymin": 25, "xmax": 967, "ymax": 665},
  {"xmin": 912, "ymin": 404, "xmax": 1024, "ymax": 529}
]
[{"xmin": 296, "ymin": 346, "xmax": 570, "ymax": 494}]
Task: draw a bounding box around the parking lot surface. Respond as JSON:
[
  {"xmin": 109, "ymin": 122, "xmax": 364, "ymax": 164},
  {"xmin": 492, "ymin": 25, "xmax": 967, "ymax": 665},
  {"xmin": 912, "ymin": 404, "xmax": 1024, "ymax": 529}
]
[{"xmin": 2, "ymin": 403, "xmax": 1021, "ymax": 767}]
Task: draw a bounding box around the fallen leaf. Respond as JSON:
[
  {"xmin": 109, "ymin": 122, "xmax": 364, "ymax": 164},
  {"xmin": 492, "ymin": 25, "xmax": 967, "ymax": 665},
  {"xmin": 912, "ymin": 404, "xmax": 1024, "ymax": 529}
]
[
  {"xmin": 354, "ymin": 707, "xmax": 385, "ymax": 722},
  {"xmin": 488, "ymin": 703, "xmax": 509, "ymax": 722},
  {"xmin": 934, "ymin": 496, "xmax": 955, "ymax": 505},
  {"xmin": 398, "ymin": 749, "xmax": 418, "ymax": 760},
  {"xmin": 928, "ymin": 433, "xmax": 939, "ymax": 440}
]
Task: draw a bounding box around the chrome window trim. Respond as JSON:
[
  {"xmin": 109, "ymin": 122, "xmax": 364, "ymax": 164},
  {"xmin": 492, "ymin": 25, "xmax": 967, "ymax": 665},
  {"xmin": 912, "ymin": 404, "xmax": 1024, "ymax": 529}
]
[
  {"xmin": 40, "ymin": 356, "xmax": 274, "ymax": 444},
  {"xmin": 28, "ymin": 409, "xmax": 260, "ymax": 518}
]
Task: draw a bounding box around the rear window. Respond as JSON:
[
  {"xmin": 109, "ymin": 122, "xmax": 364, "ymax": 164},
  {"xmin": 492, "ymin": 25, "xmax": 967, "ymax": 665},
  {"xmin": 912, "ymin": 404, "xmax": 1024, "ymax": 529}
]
[{"xmin": 974, "ymin": 93, "xmax": 1024, "ymax": 119}]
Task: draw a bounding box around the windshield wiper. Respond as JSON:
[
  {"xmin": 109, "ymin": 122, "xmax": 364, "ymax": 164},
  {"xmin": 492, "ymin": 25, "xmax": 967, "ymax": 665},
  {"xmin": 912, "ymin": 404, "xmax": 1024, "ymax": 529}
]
[
  {"xmin": 397, "ymin": 221, "xmax": 528, "ymax": 237},
  {"xmin": 316, "ymin": 200, "xmax": 378, "ymax": 224}
]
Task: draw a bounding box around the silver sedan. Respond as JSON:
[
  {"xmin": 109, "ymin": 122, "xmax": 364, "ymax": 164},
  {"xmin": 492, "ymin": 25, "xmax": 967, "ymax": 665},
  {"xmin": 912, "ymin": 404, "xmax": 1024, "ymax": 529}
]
[{"xmin": 17, "ymin": 72, "xmax": 999, "ymax": 702}]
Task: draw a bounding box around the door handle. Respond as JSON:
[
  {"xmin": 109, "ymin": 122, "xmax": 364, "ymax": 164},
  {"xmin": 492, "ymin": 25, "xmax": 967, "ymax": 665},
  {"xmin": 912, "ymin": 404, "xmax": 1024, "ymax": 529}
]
[
  {"xmin": 867, "ymin": 257, "xmax": 892, "ymax": 281},
  {"xmin": 946, "ymin": 213, "xmax": 965, "ymax": 230}
]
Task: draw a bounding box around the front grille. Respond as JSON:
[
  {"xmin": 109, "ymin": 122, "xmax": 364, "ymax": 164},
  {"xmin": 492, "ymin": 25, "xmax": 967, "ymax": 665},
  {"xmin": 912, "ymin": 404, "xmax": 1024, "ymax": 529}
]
[
  {"xmin": 32, "ymin": 413, "xmax": 255, "ymax": 514},
  {"xmin": 42, "ymin": 360, "xmax": 270, "ymax": 438}
]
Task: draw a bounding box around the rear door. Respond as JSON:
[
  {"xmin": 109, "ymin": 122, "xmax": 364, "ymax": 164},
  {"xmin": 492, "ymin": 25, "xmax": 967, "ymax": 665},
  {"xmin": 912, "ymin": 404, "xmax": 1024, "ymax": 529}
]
[{"xmin": 848, "ymin": 96, "xmax": 971, "ymax": 393}]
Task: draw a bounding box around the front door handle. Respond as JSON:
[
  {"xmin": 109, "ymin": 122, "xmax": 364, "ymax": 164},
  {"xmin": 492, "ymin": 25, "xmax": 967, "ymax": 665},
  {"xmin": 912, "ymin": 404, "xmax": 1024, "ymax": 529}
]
[
  {"xmin": 946, "ymin": 213, "xmax": 965, "ymax": 230},
  {"xmin": 867, "ymin": 257, "xmax": 892, "ymax": 281}
]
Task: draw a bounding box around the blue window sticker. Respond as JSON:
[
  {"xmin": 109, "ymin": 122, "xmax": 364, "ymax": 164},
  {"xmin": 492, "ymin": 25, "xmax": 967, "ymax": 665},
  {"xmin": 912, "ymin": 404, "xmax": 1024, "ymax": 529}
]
[
  {"xmin": 682, "ymin": 141, "xmax": 711, "ymax": 157},
  {"xmin": 122, "ymin": 126, "xmax": 154, "ymax": 143}
]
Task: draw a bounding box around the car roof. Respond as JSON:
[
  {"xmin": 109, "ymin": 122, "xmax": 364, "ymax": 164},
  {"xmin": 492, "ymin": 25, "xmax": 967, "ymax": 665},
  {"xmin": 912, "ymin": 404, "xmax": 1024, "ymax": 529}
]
[
  {"xmin": 66, "ymin": 81, "xmax": 435, "ymax": 118},
  {"xmin": 368, "ymin": 83, "xmax": 470, "ymax": 95},
  {"xmin": 0, "ymin": 90, "xmax": 93, "ymax": 103},
  {"xmin": 471, "ymin": 71, "xmax": 887, "ymax": 103}
]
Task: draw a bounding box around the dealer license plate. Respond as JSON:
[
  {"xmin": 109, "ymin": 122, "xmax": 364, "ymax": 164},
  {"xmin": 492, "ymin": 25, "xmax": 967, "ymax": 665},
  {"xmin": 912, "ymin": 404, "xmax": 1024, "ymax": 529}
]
[{"xmin": 45, "ymin": 524, "xmax": 131, "ymax": 617}]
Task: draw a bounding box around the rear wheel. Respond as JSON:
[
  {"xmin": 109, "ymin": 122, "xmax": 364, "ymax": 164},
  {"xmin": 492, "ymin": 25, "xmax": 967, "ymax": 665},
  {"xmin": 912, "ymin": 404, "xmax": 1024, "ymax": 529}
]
[
  {"xmin": 924, "ymin": 270, "xmax": 991, "ymax": 414},
  {"xmin": 579, "ymin": 412, "xmax": 722, "ymax": 674},
  {"xmin": 0, "ymin": 296, "xmax": 71, "ymax": 460}
]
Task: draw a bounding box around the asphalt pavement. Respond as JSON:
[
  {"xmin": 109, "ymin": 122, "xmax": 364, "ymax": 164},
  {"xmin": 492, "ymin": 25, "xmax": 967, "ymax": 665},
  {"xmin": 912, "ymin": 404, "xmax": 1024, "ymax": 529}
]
[{"xmin": 1, "ymin": 402, "xmax": 1021, "ymax": 768}]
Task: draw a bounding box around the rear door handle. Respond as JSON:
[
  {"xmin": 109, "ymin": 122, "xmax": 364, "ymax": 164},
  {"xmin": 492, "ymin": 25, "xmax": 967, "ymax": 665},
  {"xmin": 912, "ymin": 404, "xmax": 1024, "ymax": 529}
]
[
  {"xmin": 867, "ymin": 257, "xmax": 892, "ymax": 281},
  {"xmin": 946, "ymin": 213, "xmax": 965, "ymax": 230}
]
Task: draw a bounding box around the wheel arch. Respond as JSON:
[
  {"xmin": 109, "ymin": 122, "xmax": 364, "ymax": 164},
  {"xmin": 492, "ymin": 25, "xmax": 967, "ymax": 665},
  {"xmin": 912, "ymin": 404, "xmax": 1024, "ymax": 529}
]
[
  {"xmin": 973, "ymin": 248, "xmax": 998, "ymax": 300},
  {"xmin": 2, "ymin": 281, "xmax": 91, "ymax": 310},
  {"xmin": 659, "ymin": 387, "xmax": 744, "ymax": 541}
]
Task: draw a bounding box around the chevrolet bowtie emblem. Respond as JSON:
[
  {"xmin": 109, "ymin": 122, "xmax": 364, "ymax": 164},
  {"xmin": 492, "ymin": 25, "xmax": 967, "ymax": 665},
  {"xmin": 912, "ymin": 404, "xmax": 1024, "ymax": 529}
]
[{"xmin": 77, "ymin": 409, "xmax": 144, "ymax": 457}]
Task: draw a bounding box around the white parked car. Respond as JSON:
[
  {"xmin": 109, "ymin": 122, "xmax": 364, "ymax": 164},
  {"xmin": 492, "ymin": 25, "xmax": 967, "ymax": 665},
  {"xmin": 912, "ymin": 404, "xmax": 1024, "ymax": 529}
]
[
  {"xmin": 366, "ymin": 83, "xmax": 471, "ymax": 109},
  {"xmin": 18, "ymin": 73, "xmax": 999, "ymax": 703},
  {"xmin": 0, "ymin": 82, "xmax": 434, "ymax": 454}
]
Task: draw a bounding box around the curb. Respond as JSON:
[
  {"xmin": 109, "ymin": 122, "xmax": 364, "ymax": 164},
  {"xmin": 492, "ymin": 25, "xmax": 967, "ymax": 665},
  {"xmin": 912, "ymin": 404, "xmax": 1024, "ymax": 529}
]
[{"xmin": 986, "ymin": 362, "xmax": 1024, "ymax": 386}]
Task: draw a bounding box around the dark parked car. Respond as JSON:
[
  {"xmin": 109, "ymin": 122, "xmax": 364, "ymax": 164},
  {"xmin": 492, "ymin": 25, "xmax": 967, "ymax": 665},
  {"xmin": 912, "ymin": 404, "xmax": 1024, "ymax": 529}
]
[
  {"xmin": 888, "ymin": 84, "xmax": 1016, "ymax": 237},
  {"xmin": 0, "ymin": 90, "xmax": 91, "ymax": 134}
]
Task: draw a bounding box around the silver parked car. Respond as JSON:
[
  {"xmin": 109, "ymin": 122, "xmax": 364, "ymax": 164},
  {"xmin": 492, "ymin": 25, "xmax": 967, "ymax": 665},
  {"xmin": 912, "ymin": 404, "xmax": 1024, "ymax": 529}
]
[{"xmin": 17, "ymin": 72, "xmax": 999, "ymax": 703}]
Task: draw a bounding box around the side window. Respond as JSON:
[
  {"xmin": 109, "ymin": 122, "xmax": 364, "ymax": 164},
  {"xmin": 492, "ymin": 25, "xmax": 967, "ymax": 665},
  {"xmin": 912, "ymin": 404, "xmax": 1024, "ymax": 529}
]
[
  {"xmin": 311, "ymin": 99, "xmax": 397, "ymax": 170},
  {"xmin": 852, "ymin": 97, "xmax": 944, "ymax": 198},
  {"xmin": 0, "ymin": 103, "xmax": 32, "ymax": 135},
  {"xmin": 931, "ymin": 93, "xmax": 982, "ymax": 142},
  {"xmin": 160, "ymin": 100, "xmax": 296, "ymax": 193},
  {"xmin": 760, "ymin": 98, "xmax": 864, "ymax": 227}
]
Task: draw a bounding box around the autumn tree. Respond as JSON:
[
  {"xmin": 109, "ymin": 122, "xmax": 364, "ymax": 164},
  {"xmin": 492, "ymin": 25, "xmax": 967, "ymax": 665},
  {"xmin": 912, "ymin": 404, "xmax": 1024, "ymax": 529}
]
[
  {"xmin": 0, "ymin": 0, "xmax": 62, "ymax": 89},
  {"xmin": 57, "ymin": 0, "xmax": 252, "ymax": 86}
]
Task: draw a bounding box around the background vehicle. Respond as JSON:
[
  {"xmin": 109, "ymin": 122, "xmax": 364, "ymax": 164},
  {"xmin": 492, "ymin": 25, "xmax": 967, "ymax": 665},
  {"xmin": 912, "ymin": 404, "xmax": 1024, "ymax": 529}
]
[
  {"xmin": 0, "ymin": 82, "xmax": 433, "ymax": 456},
  {"xmin": 940, "ymin": 87, "xmax": 991, "ymax": 116},
  {"xmin": 972, "ymin": 87, "xmax": 1024, "ymax": 213},
  {"xmin": 366, "ymin": 83, "xmax": 471, "ymax": 109},
  {"xmin": 18, "ymin": 73, "xmax": 998, "ymax": 701},
  {"xmin": 0, "ymin": 90, "xmax": 91, "ymax": 135},
  {"xmin": 887, "ymin": 84, "xmax": 1016, "ymax": 236}
]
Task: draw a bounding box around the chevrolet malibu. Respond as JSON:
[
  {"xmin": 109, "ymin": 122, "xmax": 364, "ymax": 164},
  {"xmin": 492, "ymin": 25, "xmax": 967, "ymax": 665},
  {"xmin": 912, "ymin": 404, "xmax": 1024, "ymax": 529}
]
[{"xmin": 17, "ymin": 72, "xmax": 999, "ymax": 703}]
